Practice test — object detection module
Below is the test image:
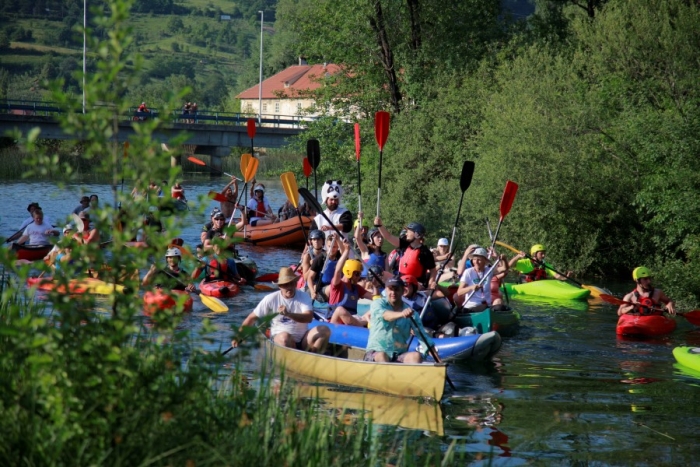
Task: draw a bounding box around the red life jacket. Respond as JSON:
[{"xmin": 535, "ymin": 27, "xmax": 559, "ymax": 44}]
[
  {"xmin": 399, "ymin": 246, "xmax": 424, "ymax": 280},
  {"xmin": 172, "ymin": 187, "xmax": 184, "ymax": 200},
  {"xmin": 633, "ymin": 288, "xmax": 660, "ymax": 315},
  {"xmin": 524, "ymin": 261, "xmax": 547, "ymax": 282},
  {"xmin": 208, "ymin": 258, "xmax": 228, "ymax": 279},
  {"xmin": 255, "ymin": 199, "xmax": 266, "ymax": 218}
]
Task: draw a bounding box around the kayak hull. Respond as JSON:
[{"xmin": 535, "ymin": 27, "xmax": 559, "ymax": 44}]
[
  {"xmin": 673, "ymin": 346, "xmax": 700, "ymax": 373},
  {"xmin": 27, "ymin": 277, "xmax": 125, "ymax": 295},
  {"xmin": 308, "ymin": 320, "xmax": 501, "ymax": 362},
  {"xmin": 13, "ymin": 244, "xmax": 52, "ymax": 261},
  {"xmin": 234, "ymin": 216, "xmax": 312, "ymax": 247},
  {"xmin": 503, "ymin": 279, "xmax": 590, "ymax": 301},
  {"xmin": 199, "ymin": 280, "xmax": 240, "ymax": 298},
  {"xmin": 616, "ymin": 313, "xmax": 676, "ymax": 336},
  {"xmin": 143, "ymin": 289, "xmax": 193, "ymax": 316}
]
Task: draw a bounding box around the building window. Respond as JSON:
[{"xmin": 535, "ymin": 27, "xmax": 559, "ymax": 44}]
[
  {"xmin": 246, "ymin": 103, "xmax": 253, "ymax": 112},
  {"xmin": 297, "ymin": 103, "xmax": 302, "ymax": 113},
  {"xmin": 275, "ymin": 102, "xmax": 280, "ymax": 113},
  {"xmin": 262, "ymin": 103, "xmax": 267, "ymax": 112}
]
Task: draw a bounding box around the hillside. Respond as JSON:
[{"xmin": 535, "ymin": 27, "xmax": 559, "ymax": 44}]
[{"xmin": 0, "ymin": 0, "xmax": 280, "ymax": 110}]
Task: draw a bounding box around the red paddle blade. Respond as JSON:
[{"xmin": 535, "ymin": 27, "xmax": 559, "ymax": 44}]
[
  {"xmin": 499, "ymin": 180, "xmax": 519, "ymax": 220},
  {"xmin": 681, "ymin": 310, "xmax": 700, "ymax": 326},
  {"xmin": 600, "ymin": 294, "xmax": 627, "ymax": 306},
  {"xmin": 354, "ymin": 123, "xmax": 361, "ymax": 161},
  {"xmin": 123, "ymin": 141, "xmax": 129, "ymax": 158},
  {"xmin": 208, "ymin": 191, "xmax": 228, "ymax": 203},
  {"xmin": 188, "ymin": 156, "xmax": 206, "ymax": 166},
  {"xmin": 375, "ymin": 111, "xmax": 390, "ymax": 150},
  {"xmin": 247, "ymin": 119, "xmax": 256, "ymax": 139},
  {"xmin": 303, "ymin": 157, "xmax": 312, "ymax": 178}
]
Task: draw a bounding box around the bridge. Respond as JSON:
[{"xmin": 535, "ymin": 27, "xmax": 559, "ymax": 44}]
[{"xmin": 0, "ymin": 100, "xmax": 309, "ymax": 172}]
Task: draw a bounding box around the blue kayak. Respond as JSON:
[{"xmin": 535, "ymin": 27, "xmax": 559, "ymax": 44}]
[{"xmin": 308, "ymin": 320, "xmax": 502, "ymax": 362}]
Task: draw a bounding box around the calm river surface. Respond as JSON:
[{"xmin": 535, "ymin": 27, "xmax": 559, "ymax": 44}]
[{"xmin": 2, "ymin": 179, "xmax": 699, "ymax": 465}]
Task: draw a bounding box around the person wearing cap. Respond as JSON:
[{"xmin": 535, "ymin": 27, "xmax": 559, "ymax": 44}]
[
  {"xmin": 456, "ymin": 247, "xmax": 509, "ymax": 313},
  {"xmin": 15, "ymin": 209, "xmax": 59, "ymax": 246},
  {"xmin": 509, "ymin": 244, "xmax": 571, "ymax": 282},
  {"xmin": 203, "ymin": 211, "xmax": 231, "ymax": 251},
  {"xmin": 326, "ymin": 240, "xmax": 378, "ymax": 326},
  {"xmin": 232, "ymin": 267, "xmax": 330, "ymax": 353},
  {"xmin": 373, "ymin": 217, "xmax": 436, "ymax": 289},
  {"xmin": 364, "ymin": 276, "xmax": 436, "ymax": 363},
  {"xmin": 355, "ymin": 212, "xmax": 386, "ymax": 273},
  {"xmin": 200, "ymin": 208, "xmax": 222, "ymax": 244},
  {"xmin": 73, "ymin": 196, "xmax": 90, "ymax": 215},
  {"xmin": 311, "ymin": 180, "xmax": 352, "ymax": 238},
  {"xmin": 306, "ymin": 231, "xmax": 341, "ymax": 302},
  {"xmin": 143, "ymin": 248, "xmax": 196, "ymax": 292},
  {"xmin": 246, "ymin": 184, "xmax": 277, "ymax": 226},
  {"xmin": 617, "ymin": 267, "xmax": 675, "ymax": 316}
]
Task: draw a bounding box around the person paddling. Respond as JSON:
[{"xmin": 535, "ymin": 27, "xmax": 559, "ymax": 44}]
[
  {"xmin": 455, "ymin": 247, "xmax": 509, "ymax": 313},
  {"xmin": 509, "ymin": 244, "xmax": 572, "ymax": 282},
  {"xmin": 231, "ymin": 267, "xmax": 330, "ymax": 353},
  {"xmin": 15, "ymin": 209, "xmax": 58, "ymax": 246},
  {"xmin": 143, "ymin": 248, "xmax": 196, "ymax": 293},
  {"xmin": 247, "ymin": 184, "xmax": 277, "ymax": 226},
  {"xmin": 617, "ymin": 267, "xmax": 676, "ymax": 316}
]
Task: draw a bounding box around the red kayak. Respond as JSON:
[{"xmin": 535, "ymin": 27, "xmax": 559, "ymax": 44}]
[
  {"xmin": 27, "ymin": 277, "xmax": 125, "ymax": 295},
  {"xmin": 199, "ymin": 280, "xmax": 240, "ymax": 298},
  {"xmin": 12, "ymin": 243, "xmax": 52, "ymax": 261},
  {"xmin": 143, "ymin": 289, "xmax": 194, "ymax": 316},
  {"xmin": 616, "ymin": 313, "xmax": 676, "ymax": 337}
]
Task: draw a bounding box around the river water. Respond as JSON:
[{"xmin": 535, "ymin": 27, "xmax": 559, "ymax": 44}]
[{"xmin": 2, "ymin": 179, "xmax": 699, "ymax": 465}]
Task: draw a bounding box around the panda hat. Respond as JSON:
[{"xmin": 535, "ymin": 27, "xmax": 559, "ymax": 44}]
[{"xmin": 321, "ymin": 180, "xmax": 344, "ymax": 202}]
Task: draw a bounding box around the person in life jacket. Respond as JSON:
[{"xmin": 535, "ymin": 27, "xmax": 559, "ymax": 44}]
[
  {"xmin": 455, "ymin": 247, "xmax": 509, "ymax": 313},
  {"xmin": 72, "ymin": 210, "xmax": 100, "ymax": 245},
  {"xmin": 306, "ymin": 232, "xmax": 341, "ymax": 302},
  {"xmin": 192, "ymin": 240, "xmax": 246, "ymax": 285},
  {"xmin": 246, "ymin": 184, "xmax": 277, "ymax": 226},
  {"xmin": 510, "ymin": 244, "xmax": 571, "ymax": 282},
  {"xmin": 372, "ymin": 218, "xmax": 436, "ymax": 289},
  {"xmin": 171, "ymin": 182, "xmax": 186, "ymax": 201},
  {"xmin": 617, "ymin": 267, "xmax": 676, "ymax": 316},
  {"xmin": 143, "ymin": 248, "xmax": 195, "ymax": 292},
  {"xmin": 355, "ymin": 211, "xmax": 387, "ymax": 273},
  {"xmin": 312, "ymin": 180, "xmax": 353, "ymax": 239},
  {"xmin": 327, "ymin": 240, "xmax": 378, "ymax": 326}
]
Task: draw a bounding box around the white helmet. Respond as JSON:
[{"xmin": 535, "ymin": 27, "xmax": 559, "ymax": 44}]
[
  {"xmin": 321, "ymin": 180, "xmax": 343, "ymax": 201},
  {"xmin": 165, "ymin": 248, "xmax": 181, "ymax": 258}
]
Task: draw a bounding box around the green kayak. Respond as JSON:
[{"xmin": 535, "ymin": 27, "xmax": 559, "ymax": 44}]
[
  {"xmin": 673, "ymin": 346, "xmax": 700, "ymax": 373},
  {"xmin": 502, "ymin": 279, "xmax": 590, "ymax": 301}
]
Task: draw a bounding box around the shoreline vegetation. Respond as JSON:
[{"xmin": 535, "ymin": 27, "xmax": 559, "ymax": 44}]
[{"xmin": 0, "ymin": 1, "xmax": 462, "ymax": 464}]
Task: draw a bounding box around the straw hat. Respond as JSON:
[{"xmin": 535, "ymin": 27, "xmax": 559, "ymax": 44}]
[{"xmin": 276, "ymin": 267, "xmax": 298, "ymax": 286}]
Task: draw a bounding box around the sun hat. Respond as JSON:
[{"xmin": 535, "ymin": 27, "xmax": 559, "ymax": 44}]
[
  {"xmin": 276, "ymin": 267, "xmax": 298, "ymax": 286},
  {"xmin": 469, "ymin": 247, "xmax": 489, "ymax": 260}
]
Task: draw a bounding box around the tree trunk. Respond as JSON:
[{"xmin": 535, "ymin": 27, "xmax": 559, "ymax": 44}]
[{"xmin": 369, "ymin": 0, "xmax": 402, "ymax": 114}]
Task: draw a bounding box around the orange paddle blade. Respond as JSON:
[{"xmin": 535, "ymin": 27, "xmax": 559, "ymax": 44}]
[
  {"xmin": 240, "ymin": 153, "xmax": 252, "ymax": 176},
  {"xmin": 244, "ymin": 157, "xmax": 259, "ymax": 183},
  {"xmin": 188, "ymin": 156, "xmax": 206, "ymax": 166},
  {"xmin": 280, "ymin": 172, "xmax": 300, "ymax": 208}
]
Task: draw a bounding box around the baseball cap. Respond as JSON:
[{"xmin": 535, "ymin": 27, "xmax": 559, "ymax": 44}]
[{"xmin": 438, "ymin": 238, "xmax": 449, "ymax": 246}]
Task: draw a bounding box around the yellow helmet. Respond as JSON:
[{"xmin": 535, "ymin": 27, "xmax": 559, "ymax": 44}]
[
  {"xmin": 632, "ymin": 266, "xmax": 652, "ymax": 281},
  {"xmin": 342, "ymin": 259, "xmax": 364, "ymax": 279},
  {"xmin": 353, "ymin": 218, "xmax": 368, "ymax": 229},
  {"xmin": 530, "ymin": 244, "xmax": 546, "ymax": 256}
]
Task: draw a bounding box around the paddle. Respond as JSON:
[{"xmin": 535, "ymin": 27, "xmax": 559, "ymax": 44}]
[
  {"xmin": 495, "ymin": 240, "xmax": 609, "ymax": 298},
  {"xmin": 280, "ymin": 171, "xmax": 310, "ymax": 245},
  {"xmin": 307, "ymin": 139, "xmax": 320, "ymax": 200},
  {"xmin": 230, "ymin": 155, "xmax": 259, "ymax": 230},
  {"xmin": 487, "ymin": 218, "xmax": 509, "ymax": 304},
  {"xmin": 599, "ymin": 294, "xmax": 700, "ymax": 326},
  {"xmin": 354, "ymin": 123, "xmax": 362, "ymax": 213},
  {"xmin": 448, "ymin": 161, "xmax": 475, "ymax": 253},
  {"xmin": 188, "ymin": 156, "xmax": 241, "ymax": 180},
  {"xmin": 303, "ymin": 157, "xmax": 312, "ymax": 190},
  {"xmin": 5, "ymin": 227, "xmax": 24, "ymax": 244},
  {"xmin": 375, "ymin": 111, "xmax": 390, "ymax": 217},
  {"xmin": 160, "ymin": 268, "xmax": 228, "ymax": 313},
  {"xmin": 489, "ymin": 181, "xmax": 518, "ymax": 252},
  {"xmin": 72, "ymin": 213, "xmax": 85, "ymax": 234},
  {"xmin": 247, "ymin": 118, "xmax": 256, "ymax": 156}
]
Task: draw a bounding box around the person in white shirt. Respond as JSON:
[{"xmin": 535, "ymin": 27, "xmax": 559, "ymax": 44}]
[
  {"xmin": 8, "ymin": 203, "xmax": 55, "ymax": 243},
  {"xmin": 312, "ymin": 180, "xmax": 352, "ymax": 240},
  {"xmin": 231, "ymin": 267, "xmax": 330, "ymax": 352},
  {"xmin": 455, "ymin": 247, "xmax": 508, "ymax": 313},
  {"xmin": 16, "ymin": 209, "xmax": 59, "ymax": 246},
  {"xmin": 246, "ymin": 184, "xmax": 277, "ymax": 226}
]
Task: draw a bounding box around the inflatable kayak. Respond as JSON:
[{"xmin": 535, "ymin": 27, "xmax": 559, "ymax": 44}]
[
  {"xmin": 27, "ymin": 277, "xmax": 125, "ymax": 295},
  {"xmin": 12, "ymin": 243, "xmax": 52, "ymax": 261},
  {"xmin": 502, "ymin": 279, "xmax": 590, "ymax": 301},
  {"xmin": 616, "ymin": 313, "xmax": 676, "ymax": 337},
  {"xmin": 234, "ymin": 216, "xmax": 312, "ymax": 247},
  {"xmin": 143, "ymin": 289, "xmax": 193, "ymax": 316},
  {"xmin": 308, "ymin": 320, "xmax": 501, "ymax": 362},
  {"xmin": 673, "ymin": 346, "xmax": 700, "ymax": 373},
  {"xmin": 199, "ymin": 280, "xmax": 240, "ymax": 298}
]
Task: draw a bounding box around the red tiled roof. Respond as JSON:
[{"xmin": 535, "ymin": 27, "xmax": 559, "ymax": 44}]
[{"xmin": 237, "ymin": 64, "xmax": 342, "ymax": 99}]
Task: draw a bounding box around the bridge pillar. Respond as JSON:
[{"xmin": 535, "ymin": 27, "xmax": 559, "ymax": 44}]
[{"xmin": 195, "ymin": 145, "xmax": 231, "ymax": 176}]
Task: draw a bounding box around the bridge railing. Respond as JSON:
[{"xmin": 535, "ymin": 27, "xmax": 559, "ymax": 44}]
[{"xmin": 0, "ymin": 99, "xmax": 314, "ymax": 128}]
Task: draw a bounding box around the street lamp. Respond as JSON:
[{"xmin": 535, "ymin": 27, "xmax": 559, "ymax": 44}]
[
  {"xmin": 258, "ymin": 10, "xmax": 263, "ymax": 123},
  {"xmin": 82, "ymin": 0, "xmax": 86, "ymax": 114}
]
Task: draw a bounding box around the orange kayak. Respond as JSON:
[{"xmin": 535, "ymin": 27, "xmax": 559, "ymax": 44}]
[
  {"xmin": 143, "ymin": 289, "xmax": 194, "ymax": 316},
  {"xmin": 234, "ymin": 217, "xmax": 312, "ymax": 247}
]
